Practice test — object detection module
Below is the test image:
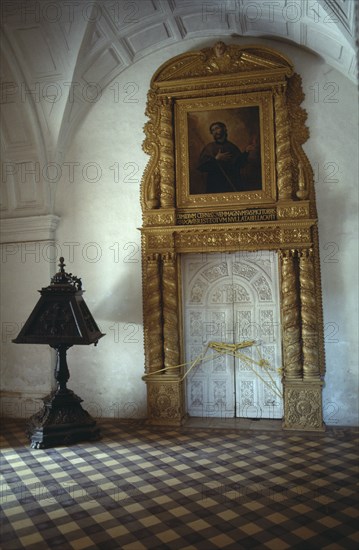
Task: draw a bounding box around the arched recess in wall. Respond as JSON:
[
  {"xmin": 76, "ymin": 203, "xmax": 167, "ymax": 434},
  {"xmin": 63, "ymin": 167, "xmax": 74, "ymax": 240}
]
[
  {"xmin": 0, "ymin": 3, "xmax": 88, "ymax": 219},
  {"xmin": 0, "ymin": 38, "xmax": 51, "ymax": 218}
]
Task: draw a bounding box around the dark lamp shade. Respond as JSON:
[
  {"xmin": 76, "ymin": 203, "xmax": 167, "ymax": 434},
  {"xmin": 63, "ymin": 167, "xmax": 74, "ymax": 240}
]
[
  {"xmin": 13, "ymin": 257, "xmax": 105, "ymax": 346},
  {"xmin": 13, "ymin": 292, "xmax": 104, "ymax": 346}
]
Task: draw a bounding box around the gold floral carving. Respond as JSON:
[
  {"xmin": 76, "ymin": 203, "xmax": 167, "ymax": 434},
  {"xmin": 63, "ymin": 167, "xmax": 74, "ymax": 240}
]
[
  {"xmin": 146, "ymin": 233, "xmax": 175, "ymax": 251},
  {"xmin": 284, "ymin": 385, "xmax": 324, "ymax": 431},
  {"xmin": 296, "ymin": 162, "xmax": 309, "ymax": 200},
  {"xmin": 141, "ymin": 91, "xmax": 161, "ymax": 210},
  {"xmin": 162, "ymin": 253, "xmax": 180, "ymax": 373},
  {"xmin": 280, "ymin": 250, "xmax": 302, "ymax": 380},
  {"xmin": 287, "ymin": 74, "xmax": 315, "ymax": 209},
  {"xmin": 287, "ymin": 74, "xmax": 309, "ymax": 145},
  {"xmin": 173, "ymin": 225, "xmax": 312, "ymax": 252},
  {"xmin": 281, "ymin": 227, "xmax": 312, "ymax": 243},
  {"xmin": 143, "ymin": 210, "xmax": 176, "ymax": 227},
  {"xmin": 299, "ymin": 249, "xmax": 320, "ymax": 379},
  {"xmin": 277, "ymin": 203, "xmax": 310, "ymax": 219}
]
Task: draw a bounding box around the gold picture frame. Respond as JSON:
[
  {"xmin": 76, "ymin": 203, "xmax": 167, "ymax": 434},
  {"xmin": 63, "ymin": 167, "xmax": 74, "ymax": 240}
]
[{"xmin": 176, "ymin": 92, "xmax": 276, "ymax": 208}]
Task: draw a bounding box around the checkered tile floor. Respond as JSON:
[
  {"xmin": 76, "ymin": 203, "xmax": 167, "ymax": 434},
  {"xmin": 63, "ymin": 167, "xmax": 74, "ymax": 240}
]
[{"xmin": 1, "ymin": 419, "xmax": 358, "ymax": 549}]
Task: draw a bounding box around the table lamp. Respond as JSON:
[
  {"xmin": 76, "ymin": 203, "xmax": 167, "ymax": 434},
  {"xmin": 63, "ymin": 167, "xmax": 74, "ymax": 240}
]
[{"xmin": 13, "ymin": 257, "xmax": 105, "ymax": 448}]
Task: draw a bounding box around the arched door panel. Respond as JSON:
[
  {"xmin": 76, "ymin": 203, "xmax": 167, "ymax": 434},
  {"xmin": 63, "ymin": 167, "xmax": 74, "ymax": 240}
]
[{"xmin": 182, "ymin": 251, "xmax": 283, "ymax": 419}]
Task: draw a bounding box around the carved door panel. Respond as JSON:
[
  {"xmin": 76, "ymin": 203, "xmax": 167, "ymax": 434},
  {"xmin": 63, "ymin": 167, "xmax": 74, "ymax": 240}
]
[
  {"xmin": 182, "ymin": 254, "xmax": 235, "ymax": 418},
  {"xmin": 233, "ymin": 252, "xmax": 283, "ymax": 419},
  {"xmin": 182, "ymin": 251, "xmax": 283, "ymax": 419}
]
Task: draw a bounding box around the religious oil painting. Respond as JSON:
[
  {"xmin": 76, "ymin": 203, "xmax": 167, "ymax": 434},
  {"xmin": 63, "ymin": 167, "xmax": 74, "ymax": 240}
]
[
  {"xmin": 189, "ymin": 107, "xmax": 262, "ymax": 195},
  {"xmin": 175, "ymin": 93, "xmax": 276, "ymax": 208}
]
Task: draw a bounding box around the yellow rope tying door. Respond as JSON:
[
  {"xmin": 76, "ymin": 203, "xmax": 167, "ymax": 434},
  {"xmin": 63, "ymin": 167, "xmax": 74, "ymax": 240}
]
[{"xmin": 143, "ymin": 340, "xmax": 283, "ymax": 400}]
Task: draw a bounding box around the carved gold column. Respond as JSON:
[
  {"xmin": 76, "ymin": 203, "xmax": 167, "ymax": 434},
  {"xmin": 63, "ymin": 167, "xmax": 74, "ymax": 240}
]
[
  {"xmin": 280, "ymin": 249, "xmax": 302, "ymax": 380},
  {"xmin": 299, "ymin": 249, "xmax": 321, "ymax": 380},
  {"xmin": 162, "ymin": 252, "xmax": 180, "ymax": 373},
  {"xmin": 159, "ymin": 98, "xmax": 175, "ymax": 208},
  {"xmin": 282, "ymin": 248, "xmax": 324, "ymax": 431},
  {"xmin": 145, "ymin": 252, "xmax": 185, "ymax": 426},
  {"xmin": 274, "ymin": 87, "xmax": 293, "ymax": 200},
  {"xmin": 144, "ymin": 251, "xmax": 185, "ymax": 426},
  {"xmin": 143, "ymin": 254, "xmax": 163, "ymax": 374}
]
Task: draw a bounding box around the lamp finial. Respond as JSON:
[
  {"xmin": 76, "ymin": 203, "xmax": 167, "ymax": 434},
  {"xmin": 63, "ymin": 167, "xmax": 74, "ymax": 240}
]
[
  {"xmin": 50, "ymin": 257, "xmax": 82, "ymax": 291},
  {"xmin": 59, "ymin": 257, "xmax": 66, "ymax": 273}
]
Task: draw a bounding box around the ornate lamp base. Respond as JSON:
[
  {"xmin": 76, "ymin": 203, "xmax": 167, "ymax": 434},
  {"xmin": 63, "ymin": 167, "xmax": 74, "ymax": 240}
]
[{"xmin": 26, "ymin": 388, "xmax": 100, "ymax": 449}]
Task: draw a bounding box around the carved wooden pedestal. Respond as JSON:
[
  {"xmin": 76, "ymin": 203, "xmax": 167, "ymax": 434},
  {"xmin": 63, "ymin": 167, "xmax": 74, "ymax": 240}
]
[
  {"xmin": 283, "ymin": 381, "xmax": 325, "ymax": 431},
  {"xmin": 145, "ymin": 375, "xmax": 185, "ymax": 426}
]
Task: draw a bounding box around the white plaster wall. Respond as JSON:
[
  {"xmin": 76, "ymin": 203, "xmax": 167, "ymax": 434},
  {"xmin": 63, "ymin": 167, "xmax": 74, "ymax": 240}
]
[
  {"xmin": 1, "ymin": 37, "xmax": 358, "ymax": 425},
  {"xmin": 288, "ymin": 48, "xmax": 358, "ymax": 426},
  {"xmin": 0, "ymin": 244, "xmax": 56, "ymax": 417}
]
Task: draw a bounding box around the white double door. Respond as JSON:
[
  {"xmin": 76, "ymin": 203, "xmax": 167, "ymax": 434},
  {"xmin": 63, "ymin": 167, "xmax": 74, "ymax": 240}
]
[{"xmin": 182, "ymin": 251, "xmax": 283, "ymax": 419}]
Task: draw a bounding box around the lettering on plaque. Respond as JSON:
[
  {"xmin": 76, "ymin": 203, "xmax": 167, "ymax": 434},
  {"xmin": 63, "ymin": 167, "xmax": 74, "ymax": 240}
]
[{"xmin": 177, "ymin": 208, "xmax": 276, "ymax": 225}]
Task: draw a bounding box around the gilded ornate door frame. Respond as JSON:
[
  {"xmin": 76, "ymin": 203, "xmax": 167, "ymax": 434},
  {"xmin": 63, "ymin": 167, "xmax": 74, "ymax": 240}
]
[{"xmin": 140, "ymin": 42, "xmax": 325, "ymax": 431}]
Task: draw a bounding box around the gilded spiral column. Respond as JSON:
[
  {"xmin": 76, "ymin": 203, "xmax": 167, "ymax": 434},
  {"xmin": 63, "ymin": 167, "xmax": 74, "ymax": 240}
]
[
  {"xmin": 274, "ymin": 87, "xmax": 293, "ymax": 199},
  {"xmin": 159, "ymin": 98, "xmax": 175, "ymax": 208},
  {"xmin": 144, "ymin": 254, "xmax": 163, "ymax": 373},
  {"xmin": 280, "ymin": 250, "xmax": 302, "ymax": 379},
  {"xmin": 162, "ymin": 252, "xmax": 180, "ymax": 373},
  {"xmin": 299, "ymin": 249, "xmax": 320, "ymax": 380}
]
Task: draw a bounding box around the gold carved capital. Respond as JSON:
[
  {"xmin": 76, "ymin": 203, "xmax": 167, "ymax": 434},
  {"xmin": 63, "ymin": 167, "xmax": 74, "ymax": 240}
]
[
  {"xmin": 146, "ymin": 232, "xmax": 175, "ymax": 253},
  {"xmin": 143, "ymin": 209, "xmax": 176, "ymax": 227},
  {"xmin": 277, "ymin": 202, "xmax": 310, "ymax": 219}
]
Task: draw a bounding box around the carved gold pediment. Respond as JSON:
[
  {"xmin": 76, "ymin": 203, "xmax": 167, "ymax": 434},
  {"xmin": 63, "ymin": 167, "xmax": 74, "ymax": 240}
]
[{"xmin": 154, "ymin": 42, "xmax": 294, "ymax": 84}]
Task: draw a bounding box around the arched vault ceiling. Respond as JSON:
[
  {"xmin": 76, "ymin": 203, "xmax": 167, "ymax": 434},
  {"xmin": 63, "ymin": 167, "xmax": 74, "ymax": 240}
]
[{"xmin": 0, "ymin": 0, "xmax": 357, "ymax": 217}]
